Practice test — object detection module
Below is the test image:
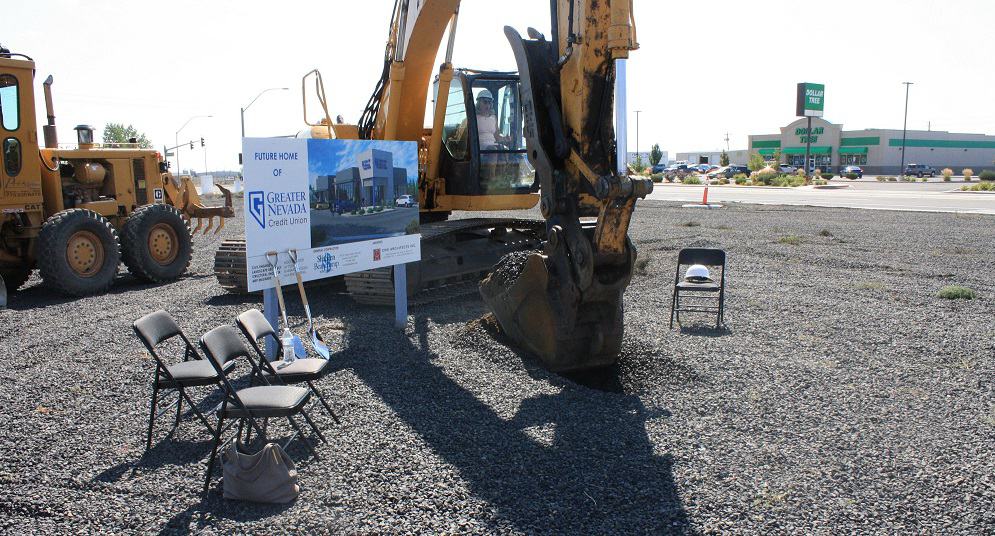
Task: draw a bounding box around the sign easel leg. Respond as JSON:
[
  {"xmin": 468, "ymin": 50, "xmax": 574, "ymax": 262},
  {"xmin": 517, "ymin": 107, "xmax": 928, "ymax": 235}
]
[{"xmin": 394, "ymin": 264, "xmax": 408, "ymax": 330}]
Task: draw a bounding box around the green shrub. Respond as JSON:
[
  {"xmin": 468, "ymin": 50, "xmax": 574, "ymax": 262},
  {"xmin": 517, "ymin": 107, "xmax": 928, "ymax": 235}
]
[
  {"xmin": 876, "ymin": 176, "xmax": 889, "ymax": 182},
  {"xmin": 778, "ymin": 235, "xmax": 802, "ymax": 245},
  {"xmin": 813, "ymin": 178, "xmax": 828, "ymax": 185},
  {"xmin": 919, "ymin": 177, "xmax": 928, "ymax": 182},
  {"xmin": 651, "ymin": 173, "xmax": 664, "ymax": 183},
  {"xmin": 821, "ymin": 173, "xmax": 835, "ymax": 180},
  {"xmin": 751, "ymin": 167, "xmax": 781, "ymax": 185},
  {"xmin": 938, "ymin": 285, "xmax": 976, "ymax": 300},
  {"xmin": 942, "ymin": 168, "xmax": 954, "ymax": 180},
  {"xmin": 682, "ymin": 175, "xmax": 702, "ymax": 185},
  {"xmin": 961, "ymin": 181, "xmax": 995, "ymax": 191},
  {"xmin": 900, "ymin": 175, "xmax": 915, "ymax": 182},
  {"xmin": 717, "ymin": 178, "xmax": 730, "ymax": 185},
  {"xmin": 979, "ymin": 170, "xmax": 995, "ymax": 181},
  {"xmin": 846, "ymin": 173, "xmax": 859, "ymax": 180},
  {"xmin": 888, "ymin": 176, "xmax": 898, "ymax": 182},
  {"xmin": 734, "ymin": 175, "xmax": 748, "ymax": 185},
  {"xmin": 963, "ymin": 168, "xmax": 974, "ymax": 181}
]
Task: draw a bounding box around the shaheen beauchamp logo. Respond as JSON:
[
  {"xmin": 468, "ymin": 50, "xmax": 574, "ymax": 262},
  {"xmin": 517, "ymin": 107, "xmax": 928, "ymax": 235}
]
[{"xmin": 248, "ymin": 191, "xmax": 265, "ymax": 228}]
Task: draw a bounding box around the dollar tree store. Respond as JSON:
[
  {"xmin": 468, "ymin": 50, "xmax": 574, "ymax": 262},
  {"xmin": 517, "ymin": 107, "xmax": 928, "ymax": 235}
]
[{"xmin": 748, "ymin": 117, "xmax": 995, "ymax": 175}]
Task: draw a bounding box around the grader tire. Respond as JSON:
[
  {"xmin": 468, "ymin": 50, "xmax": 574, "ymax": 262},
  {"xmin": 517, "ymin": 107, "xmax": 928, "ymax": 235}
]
[
  {"xmin": 122, "ymin": 204, "xmax": 193, "ymax": 282},
  {"xmin": 37, "ymin": 209, "xmax": 120, "ymax": 296}
]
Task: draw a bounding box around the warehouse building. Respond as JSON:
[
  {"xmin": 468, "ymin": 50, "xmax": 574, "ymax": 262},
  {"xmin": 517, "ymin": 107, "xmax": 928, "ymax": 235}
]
[
  {"xmin": 749, "ymin": 117, "xmax": 995, "ymax": 175},
  {"xmin": 674, "ymin": 149, "xmax": 749, "ymax": 166}
]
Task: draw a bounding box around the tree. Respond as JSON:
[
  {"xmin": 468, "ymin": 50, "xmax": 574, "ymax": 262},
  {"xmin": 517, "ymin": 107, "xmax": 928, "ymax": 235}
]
[
  {"xmin": 748, "ymin": 152, "xmax": 766, "ymax": 172},
  {"xmin": 719, "ymin": 150, "xmax": 730, "ymax": 167},
  {"xmin": 649, "ymin": 144, "xmax": 663, "ymax": 166},
  {"xmin": 102, "ymin": 123, "xmax": 152, "ymax": 148}
]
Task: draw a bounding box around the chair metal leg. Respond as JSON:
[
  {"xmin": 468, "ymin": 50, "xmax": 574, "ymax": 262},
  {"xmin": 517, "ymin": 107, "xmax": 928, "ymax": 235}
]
[
  {"xmin": 287, "ymin": 416, "xmax": 319, "ymax": 460},
  {"xmin": 173, "ymin": 388, "xmax": 184, "ymax": 431},
  {"xmin": 308, "ymin": 381, "xmax": 340, "ymax": 424},
  {"xmin": 299, "ymin": 408, "xmax": 327, "ymax": 443},
  {"xmin": 669, "ymin": 290, "xmax": 677, "ymax": 329},
  {"xmin": 145, "ymin": 382, "xmax": 159, "ymax": 451},
  {"xmin": 203, "ymin": 408, "xmax": 226, "ymax": 494}
]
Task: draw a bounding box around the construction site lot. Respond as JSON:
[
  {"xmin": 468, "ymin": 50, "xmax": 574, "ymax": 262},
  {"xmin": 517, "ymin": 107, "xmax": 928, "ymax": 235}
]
[{"xmin": 2, "ymin": 201, "xmax": 993, "ymax": 534}]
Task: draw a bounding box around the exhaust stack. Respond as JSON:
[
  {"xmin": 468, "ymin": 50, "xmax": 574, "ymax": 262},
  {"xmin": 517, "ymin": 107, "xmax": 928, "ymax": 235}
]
[{"xmin": 42, "ymin": 75, "xmax": 57, "ymax": 148}]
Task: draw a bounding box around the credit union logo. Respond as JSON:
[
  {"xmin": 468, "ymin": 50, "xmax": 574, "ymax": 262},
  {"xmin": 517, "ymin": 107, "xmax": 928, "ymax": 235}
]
[{"xmin": 248, "ymin": 191, "xmax": 266, "ymax": 228}]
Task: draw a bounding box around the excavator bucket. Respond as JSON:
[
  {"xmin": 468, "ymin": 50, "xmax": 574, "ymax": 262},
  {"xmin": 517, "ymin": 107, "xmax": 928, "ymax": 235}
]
[{"xmin": 480, "ymin": 231, "xmax": 635, "ymax": 372}]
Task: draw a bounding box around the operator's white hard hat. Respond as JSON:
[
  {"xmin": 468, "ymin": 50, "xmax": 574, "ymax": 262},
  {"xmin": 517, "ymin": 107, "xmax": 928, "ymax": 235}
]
[
  {"xmin": 684, "ymin": 264, "xmax": 712, "ymax": 283},
  {"xmin": 477, "ymin": 89, "xmax": 494, "ymax": 101}
]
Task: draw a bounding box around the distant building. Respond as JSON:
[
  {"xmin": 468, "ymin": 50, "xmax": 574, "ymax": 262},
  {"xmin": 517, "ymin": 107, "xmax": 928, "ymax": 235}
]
[
  {"xmin": 675, "ymin": 150, "xmax": 749, "ymax": 166},
  {"xmin": 749, "ymin": 117, "xmax": 995, "ymax": 174},
  {"xmin": 627, "ymin": 150, "xmax": 668, "ymax": 166}
]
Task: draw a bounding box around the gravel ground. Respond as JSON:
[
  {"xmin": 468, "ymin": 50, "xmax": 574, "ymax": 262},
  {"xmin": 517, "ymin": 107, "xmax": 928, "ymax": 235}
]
[{"xmin": 1, "ymin": 201, "xmax": 994, "ymax": 534}]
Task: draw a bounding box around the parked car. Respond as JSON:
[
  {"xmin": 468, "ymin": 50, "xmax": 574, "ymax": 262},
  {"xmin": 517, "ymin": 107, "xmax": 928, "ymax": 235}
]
[
  {"xmin": 691, "ymin": 164, "xmax": 712, "ymax": 174},
  {"xmin": 705, "ymin": 166, "xmax": 729, "ymax": 179},
  {"xmin": 779, "ymin": 164, "xmax": 797, "ymax": 174},
  {"xmin": 840, "ymin": 165, "xmax": 863, "ymax": 178},
  {"xmin": 904, "ymin": 163, "xmax": 935, "ymax": 177},
  {"xmin": 651, "ymin": 163, "xmax": 668, "ymax": 174},
  {"xmin": 396, "ymin": 194, "xmax": 416, "ymax": 208},
  {"xmin": 729, "ymin": 165, "xmax": 750, "ymax": 176}
]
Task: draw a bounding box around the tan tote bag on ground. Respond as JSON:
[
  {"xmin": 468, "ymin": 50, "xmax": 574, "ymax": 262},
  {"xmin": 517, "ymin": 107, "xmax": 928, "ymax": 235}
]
[{"xmin": 221, "ymin": 441, "xmax": 300, "ymax": 503}]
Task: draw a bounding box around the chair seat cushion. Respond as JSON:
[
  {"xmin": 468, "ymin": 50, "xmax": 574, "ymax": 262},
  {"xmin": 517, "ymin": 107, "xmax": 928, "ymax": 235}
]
[
  {"xmin": 262, "ymin": 358, "xmax": 328, "ymax": 379},
  {"xmin": 676, "ymin": 280, "xmax": 720, "ymax": 292},
  {"xmin": 224, "ymin": 386, "xmax": 310, "ymax": 418},
  {"xmin": 160, "ymin": 359, "xmax": 234, "ymax": 387}
]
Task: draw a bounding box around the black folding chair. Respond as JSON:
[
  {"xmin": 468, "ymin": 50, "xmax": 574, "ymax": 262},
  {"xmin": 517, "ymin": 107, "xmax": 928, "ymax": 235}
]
[
  {"xmin": 236, "ymin": 308, "xmax": 340, "ymax": 424},
  {"xmin": 133, "ymin": 310, "xmax": 235, "ymax": 451},
  {"xmin": 670, "ymin": 248, "xmax": 727, "ymax": 329},
  {"xmin": 199, "ymin": 325, "xmax": 326, "ymax": 493}
]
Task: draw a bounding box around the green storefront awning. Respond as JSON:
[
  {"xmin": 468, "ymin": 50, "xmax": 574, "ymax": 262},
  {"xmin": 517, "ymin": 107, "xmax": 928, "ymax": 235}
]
[
  {"xmin": 782, "ymin": 146, "xmax": 831, "ymax": 155},
  {"xmin": 757, "ymin": 149, "xmax": 776, "ymax": 156},
  {"xmin": 838, "ymin": 147, "xmax": 868, "ymax": 155}
]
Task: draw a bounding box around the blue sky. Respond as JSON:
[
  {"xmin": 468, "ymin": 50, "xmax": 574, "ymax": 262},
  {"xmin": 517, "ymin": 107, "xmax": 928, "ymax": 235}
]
[{"xmin": 306, "ymin": 139, "xmax": 419, "ymax": 188}]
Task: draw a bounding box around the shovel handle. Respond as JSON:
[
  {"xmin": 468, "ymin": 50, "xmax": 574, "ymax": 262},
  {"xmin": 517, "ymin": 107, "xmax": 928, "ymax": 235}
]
[
  {"xmin": 288, "ymin": 249, "xmax": 313, "ymax": 324},
  {"xmin": 266, "ymin": 251, "xmax": 290, "ymax": 327}
]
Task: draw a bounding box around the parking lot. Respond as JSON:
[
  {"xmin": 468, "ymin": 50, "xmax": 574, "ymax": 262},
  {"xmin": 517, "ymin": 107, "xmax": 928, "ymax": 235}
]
[
  {"xmin": 650, "ymin": 178, "xmax": 995, "ymax": 214},
  {"xmin": 2, "ymin": 202, "xmax": 993, "ymax": 533}
]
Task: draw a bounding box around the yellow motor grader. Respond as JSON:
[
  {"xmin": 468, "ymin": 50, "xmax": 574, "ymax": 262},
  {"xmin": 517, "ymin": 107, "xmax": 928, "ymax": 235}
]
[{"xmin": 0, "ymin": 45, "xmax": 232, "ymax": 307}]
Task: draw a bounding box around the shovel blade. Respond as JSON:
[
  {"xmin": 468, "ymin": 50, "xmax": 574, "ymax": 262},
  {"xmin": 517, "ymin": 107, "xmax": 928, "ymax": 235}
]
[
  {"xmin": 310, "ymin": 330, "xmax": 331, "ymax": 359},
  {"xmin": 292, "ymin": 335, "xmax": 307, "ymax": 358},
  {"xmin": 0, "ymin": 274, "xmax": 6, "ymax": 309}
]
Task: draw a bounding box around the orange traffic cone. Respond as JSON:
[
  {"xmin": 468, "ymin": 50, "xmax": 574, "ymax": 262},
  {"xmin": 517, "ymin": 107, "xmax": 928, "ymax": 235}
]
[{"xmin": 701, "ymin": 184, "xmax": 709, "ymax": 205}]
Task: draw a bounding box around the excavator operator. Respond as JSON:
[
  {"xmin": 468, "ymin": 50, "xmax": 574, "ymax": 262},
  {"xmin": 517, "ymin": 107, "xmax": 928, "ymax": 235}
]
[{"xmin": 474, "ymin": 89, "xmax": 508, "ymax": 149}]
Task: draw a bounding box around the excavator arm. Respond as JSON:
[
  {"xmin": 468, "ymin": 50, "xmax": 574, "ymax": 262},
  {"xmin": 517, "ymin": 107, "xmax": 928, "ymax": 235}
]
[{"xmin": 480, "ymin": 0, "xmax": 652, "ymax": 371}]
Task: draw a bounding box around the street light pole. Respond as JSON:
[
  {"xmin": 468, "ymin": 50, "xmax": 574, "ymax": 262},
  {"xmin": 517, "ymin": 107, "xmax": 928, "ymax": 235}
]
[
  {"xmin": 240, "ymin": 87, "xmax": 289, "ymax": 139},
  {"xmin": 239, "ymin": 87, "xmax": 288, "ymax": 361},
  {"xmin": 175, "ymin": 114, "xmax": 212, "ymax": 177},
  {"xmin": 899, "ymin": 82, "xmax": 913, "ymax": 177}
]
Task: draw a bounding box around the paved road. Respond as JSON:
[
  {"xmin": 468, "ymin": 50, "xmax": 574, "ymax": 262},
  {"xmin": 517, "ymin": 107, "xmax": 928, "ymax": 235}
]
[{"xmin": 646, "ymin": 179, "xmax": 995, "ymax": 214}]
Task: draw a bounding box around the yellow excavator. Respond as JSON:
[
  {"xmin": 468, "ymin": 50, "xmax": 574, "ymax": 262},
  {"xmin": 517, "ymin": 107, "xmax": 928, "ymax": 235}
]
[{"xmin": 216, "ymin": 0, "xmax": 649, "ymax": 370}]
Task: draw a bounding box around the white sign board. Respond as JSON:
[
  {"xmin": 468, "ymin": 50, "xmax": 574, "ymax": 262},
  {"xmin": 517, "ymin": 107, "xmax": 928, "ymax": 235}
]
[{"xmin": 242, "ymin": 137, "xmax": 421, "ymax": 292}]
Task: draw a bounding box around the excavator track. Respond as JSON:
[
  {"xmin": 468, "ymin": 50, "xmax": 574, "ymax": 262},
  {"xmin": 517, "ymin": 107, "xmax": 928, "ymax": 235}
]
[
  {"xmin": 345, "ymin": 217, "xmax": 544, "ymax": 305},
  {"xmin": 214, "ymin": 218, "xmax": 545, "ymax": 301}
]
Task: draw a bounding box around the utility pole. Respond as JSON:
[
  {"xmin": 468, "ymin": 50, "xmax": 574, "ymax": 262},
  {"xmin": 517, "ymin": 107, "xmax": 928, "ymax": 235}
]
[
  {"xmin": 724, "ymin": 132, "xmax": 730, "ymax": 152},
  {"xmin": 634, "ymin": 110, "xmax": 642, "ymax": 165},
  {"xmin": 900, "ymin": 82, "xmax": 913, "ymax": 177}
]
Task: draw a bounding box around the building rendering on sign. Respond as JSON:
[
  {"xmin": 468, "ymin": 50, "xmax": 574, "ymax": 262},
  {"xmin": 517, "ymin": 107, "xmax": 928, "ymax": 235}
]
[
  {"xmin": 317, "ymin": 149, "xmax": 408, "ymax": 208},
  {"xmin": 749, "ymin": 117, "xmax": 995, "ymax": 174}
]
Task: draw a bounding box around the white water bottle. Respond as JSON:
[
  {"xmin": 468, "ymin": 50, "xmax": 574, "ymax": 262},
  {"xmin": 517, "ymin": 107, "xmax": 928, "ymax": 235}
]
[{"xmin": 280, "ymin": 329, "xmax": 295, "ymax": 364}]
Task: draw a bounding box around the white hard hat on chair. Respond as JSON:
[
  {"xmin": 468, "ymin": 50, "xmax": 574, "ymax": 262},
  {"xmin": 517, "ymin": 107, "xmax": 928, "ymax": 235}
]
[{"xmin": 684, "ymin": 264, "xmax": 712, "ymax": 283}]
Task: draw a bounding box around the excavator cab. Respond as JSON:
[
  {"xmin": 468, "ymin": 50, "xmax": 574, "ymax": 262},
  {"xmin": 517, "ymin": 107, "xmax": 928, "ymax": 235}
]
[{"xmin": 436, "ymin": 70, "xmax": 535, "ymax": 197}]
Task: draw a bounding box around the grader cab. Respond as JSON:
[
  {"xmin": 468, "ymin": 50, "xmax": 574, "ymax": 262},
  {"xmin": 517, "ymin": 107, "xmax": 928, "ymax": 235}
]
[{"xmin": 0, "ymin": 45, "xmax": 230, "ymax": 307}]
